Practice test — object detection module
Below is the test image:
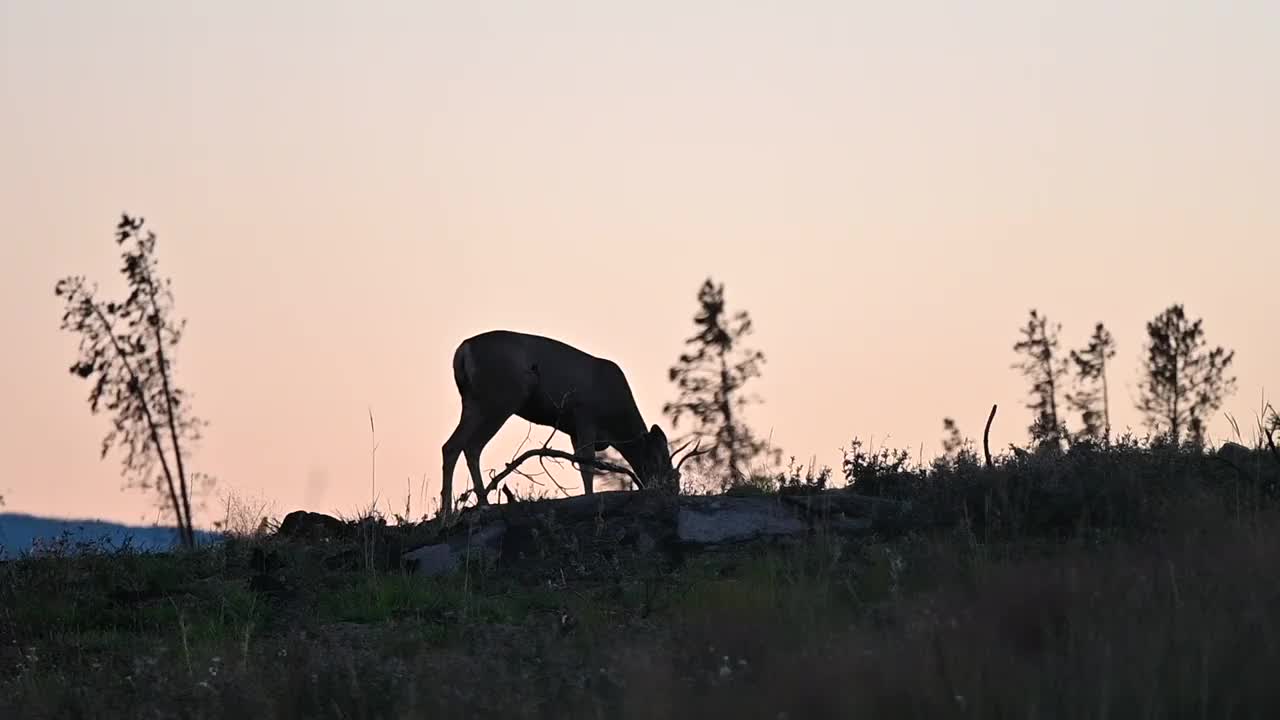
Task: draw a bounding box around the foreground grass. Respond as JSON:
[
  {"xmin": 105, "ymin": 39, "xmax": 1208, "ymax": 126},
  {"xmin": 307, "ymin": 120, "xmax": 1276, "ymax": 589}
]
[{"xmin": 4, "ymin": 442, "xmax": 1280, "ymax": 718}]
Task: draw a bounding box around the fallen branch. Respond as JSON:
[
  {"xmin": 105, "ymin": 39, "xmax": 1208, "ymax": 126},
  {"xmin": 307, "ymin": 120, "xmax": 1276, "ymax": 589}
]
[
  {"xmin": 483, "ymin": 421, "xmax": 577, "ymax": 502},
  {"xmin": 984, "ymin": 403, "xmax": 997, "ymax": 467},
  {"xmin": 483, "ymin": 448, "xmax": 640, "ymax": 499}
]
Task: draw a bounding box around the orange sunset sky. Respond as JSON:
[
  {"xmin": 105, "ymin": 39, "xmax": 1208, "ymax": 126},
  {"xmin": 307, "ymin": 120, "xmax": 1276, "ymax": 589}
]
[{"xmin": 2, "ymin": 1, "xmax": 1277, "ymax": 528}]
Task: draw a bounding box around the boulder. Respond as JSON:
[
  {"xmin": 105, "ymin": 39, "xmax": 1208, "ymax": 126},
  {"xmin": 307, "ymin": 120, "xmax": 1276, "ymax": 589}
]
[
  {"xmin": 1218, "ymin": 441, "xmax": 1256, "ymax": 470},
  {"xmin": 676, "ymin": 496, "xmax": 807, "ymax": 544},
  {"xmin": 404, "ymin": 521, "xmax": 506, "ymax": 577},
  {"xmin": 278, "ymin": 510, "xmax": 349, "ymax": 541}
]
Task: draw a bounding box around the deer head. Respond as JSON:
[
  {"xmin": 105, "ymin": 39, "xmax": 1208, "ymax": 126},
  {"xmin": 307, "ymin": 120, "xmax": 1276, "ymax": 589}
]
[{"xmin": 633, "ymin": 431, "xmax": 707, "ymax": 493}]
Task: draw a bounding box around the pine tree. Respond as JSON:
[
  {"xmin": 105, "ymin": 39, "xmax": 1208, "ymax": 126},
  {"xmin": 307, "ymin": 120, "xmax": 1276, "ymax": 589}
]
[
  {"xmin": 1066, "ymin": 322, "xmax": 1116, "ymax": 441},
  {"xmin": 1136, "ymin": 303, "xmax": 1236, "ymax": 446},
  {"xmin": 664, "ymin": 278, "xmax": 777, "ymax": 490},
  {"xmin": 1012, "ymin": 309, "xmax": 1068, "ymax": 448}
]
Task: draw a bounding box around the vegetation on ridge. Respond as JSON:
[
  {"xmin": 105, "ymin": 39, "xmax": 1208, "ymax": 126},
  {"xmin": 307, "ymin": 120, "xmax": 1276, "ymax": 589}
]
[{"xmin": 4, "ymin": 433, "xmax": 1280, "ymax": 718}]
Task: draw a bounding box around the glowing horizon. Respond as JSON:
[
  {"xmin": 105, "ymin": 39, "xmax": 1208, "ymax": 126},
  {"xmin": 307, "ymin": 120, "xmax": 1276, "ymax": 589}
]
[{"xmin": 2, "ymin": 1, "xmax": 1276, "ymax": 527}]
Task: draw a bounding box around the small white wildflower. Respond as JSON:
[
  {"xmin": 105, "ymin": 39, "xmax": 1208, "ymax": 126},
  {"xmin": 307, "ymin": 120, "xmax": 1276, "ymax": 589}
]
[
  {"xmin": 955, "ymin": 694, "xmax": 967, "ymax": 710},
  {"xmin": 208, "ymin": 665, "xmax": 218, "ymax": 677},
  {"xmin": 278, "ymin": 647, "xmax": 288, "ymax": 658},
  {"xmin": 718, "ymin": 656, "xmax": 732, "ymax": 679}
]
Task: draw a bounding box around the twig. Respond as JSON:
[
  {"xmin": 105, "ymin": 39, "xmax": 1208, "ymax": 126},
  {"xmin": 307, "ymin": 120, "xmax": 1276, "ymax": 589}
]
[
  {"xmin": 368, "ymin": 407, "xmax": 379, "ymax": 510},
  {"xmin": 536, "ymin": 454, "xmax": 575, "ymax": 498},
  {"xmin": 534, "ymin": 423, "xmax": 574, "ymax": 496},
  {"xmin": 491, "ymin": 422, "xmax": 576, "ymax": 498},
  {"xmin": 511, "ymin": 421, "xmax": 537, "ymax": 459},
  {"xmin": 497, "ymin": 456, "xmax": 573, "ymax": 498},
  {"xmin": 983, "ymin": 404, "xmax": 997, "ymax": 468}
]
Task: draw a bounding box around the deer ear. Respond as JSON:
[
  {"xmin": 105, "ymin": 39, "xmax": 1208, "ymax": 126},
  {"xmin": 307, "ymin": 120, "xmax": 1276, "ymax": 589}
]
[{"xmin": 648, "ymin": 424, "xmax": 667, "ymax": 444}]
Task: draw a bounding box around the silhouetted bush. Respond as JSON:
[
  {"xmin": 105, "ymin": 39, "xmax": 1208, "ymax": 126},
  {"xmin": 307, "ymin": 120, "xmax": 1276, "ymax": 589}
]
[{"xmin": 844, "ymin": 433, "xmax": 1280, "ymax": 542}]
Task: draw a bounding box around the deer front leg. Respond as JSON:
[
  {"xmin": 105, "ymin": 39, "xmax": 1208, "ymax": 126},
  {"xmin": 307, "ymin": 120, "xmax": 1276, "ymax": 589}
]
[{"xmin": 571, "ymin": 426, "xmax": 597, "ymax": 495}]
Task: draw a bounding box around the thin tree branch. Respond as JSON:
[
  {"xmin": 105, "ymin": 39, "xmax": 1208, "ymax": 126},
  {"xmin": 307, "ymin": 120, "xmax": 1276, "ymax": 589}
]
[
  {"xmin": 87, "ymin": 298, "xmax": 188, "ymax": 544},
  {"xmin": 153, "ymin": 323, "xmax": 193, "ymax": 547},
  {"xmin": 141, "ymin": 248, "xmax": 195, "ymax": 547},
  {"xmin": 984, "ymin": 403, "xmax": 997, "ymax": 468}
]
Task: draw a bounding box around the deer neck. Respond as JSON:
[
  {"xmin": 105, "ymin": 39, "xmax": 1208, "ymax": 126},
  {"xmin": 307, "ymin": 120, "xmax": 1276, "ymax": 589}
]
[
  {"xmin": 602, "ymin": 414, "xmax": 650, "ymax": 477},
  {"xmin": 611, "ymin": 433, "xmax": 643, "ymax": 465}
]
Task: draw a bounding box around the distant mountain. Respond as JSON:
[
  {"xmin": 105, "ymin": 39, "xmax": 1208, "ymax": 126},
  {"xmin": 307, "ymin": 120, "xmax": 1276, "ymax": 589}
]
[{"xmin": 0, "ymin": 512, "xmax": 223, "ymax": 557}]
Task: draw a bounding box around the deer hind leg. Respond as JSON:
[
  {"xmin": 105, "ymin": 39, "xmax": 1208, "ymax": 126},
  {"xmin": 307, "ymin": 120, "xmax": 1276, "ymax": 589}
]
[
  {"xmin": 445, "ymin": 362, "xmax": 533, "ymax": 511},
  {"xmin": 442, "ymin": 403, "xmax": 486, "ymax": 515},
  {"xmin": 443, "ymin": 401, "xmax": 514, "ymax": 511},
  {"xmin": 461, "ymin": 412, "xmax": 511, "ymax": 505}
]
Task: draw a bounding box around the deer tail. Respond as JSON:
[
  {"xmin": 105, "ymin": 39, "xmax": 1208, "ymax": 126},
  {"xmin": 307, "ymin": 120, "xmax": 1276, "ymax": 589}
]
[{"xmin": 452, "ymin": 341, "xmax": 472, "ymax": 397}]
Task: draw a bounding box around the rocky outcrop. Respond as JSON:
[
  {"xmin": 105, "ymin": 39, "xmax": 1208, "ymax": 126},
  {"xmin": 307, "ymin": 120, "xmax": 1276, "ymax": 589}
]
[
  {"xmin": 675, "ymin": 496, "xmax": 808, "ymax": 544},
  {"xmin": 399, "ymin": 488, "xmax": 914, "ymax": 578},
  {"xmin": 402, "ymin": 522, "xmax": 506, "ymax": 577}
]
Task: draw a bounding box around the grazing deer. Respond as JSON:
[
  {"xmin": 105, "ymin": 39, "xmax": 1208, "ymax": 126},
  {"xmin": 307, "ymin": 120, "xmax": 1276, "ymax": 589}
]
[{"xmin": 441, "ymin": 330, "xmax": 699, "ymax": 518}]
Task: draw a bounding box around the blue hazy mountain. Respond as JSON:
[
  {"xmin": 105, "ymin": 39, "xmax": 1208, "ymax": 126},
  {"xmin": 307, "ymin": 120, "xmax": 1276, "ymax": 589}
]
[{"xmin": 0, "ymin": 512, "xmax": 223, "ymax": 556}]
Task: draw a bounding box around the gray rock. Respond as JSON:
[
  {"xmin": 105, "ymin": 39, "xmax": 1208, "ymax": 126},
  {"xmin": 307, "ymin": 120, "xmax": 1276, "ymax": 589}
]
[
  {"xmin": 405, "ymin": 521, "xmax": 507, "ymax": 577},
  {"xmin": 403, "ymin": 542, "xmax": 457, "ymax": 577},
  {"xmin": 278, "ymin": 510, "xmax": 349, "ymax": 540},
  {"xmin": 1218, "ymin": 441, "xmax": 1257, "ymax": 471},
  {"xmin": 677, "ymin": 497, "xmax": 808, "ymax": 545}
]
